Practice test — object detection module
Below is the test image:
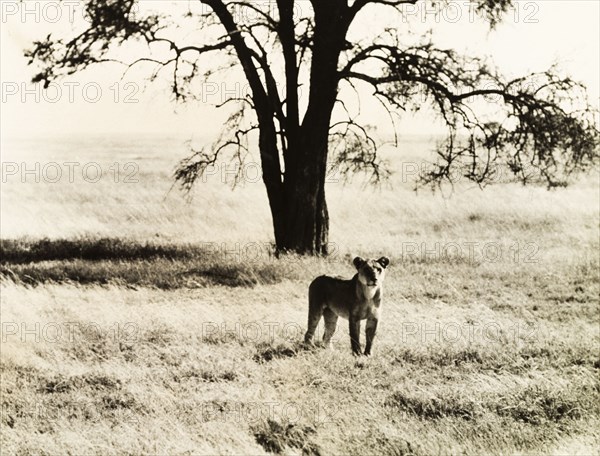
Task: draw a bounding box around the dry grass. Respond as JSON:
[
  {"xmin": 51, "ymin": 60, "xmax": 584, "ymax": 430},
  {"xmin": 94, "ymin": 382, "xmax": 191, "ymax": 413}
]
[{"xmin": 1, "ymin": 135, "xmax": 599, "ymax": 455}]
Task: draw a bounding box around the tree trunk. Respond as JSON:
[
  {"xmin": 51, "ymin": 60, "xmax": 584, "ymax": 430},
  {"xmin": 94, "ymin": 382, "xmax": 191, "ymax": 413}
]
[
  {"xmin": 258, "ymin": 111, "xmax": 330, "ymax": 256},
  {"xmin": 277, "ymin": 134, "xmax": 330, "ymax": 255},
  {"xmin": 257, "ymin": 127, "xmax": 285, "ymax": 249},
  {"xmin": 263, "ymin": 1, "xmax": 348, "ymax": 255}
]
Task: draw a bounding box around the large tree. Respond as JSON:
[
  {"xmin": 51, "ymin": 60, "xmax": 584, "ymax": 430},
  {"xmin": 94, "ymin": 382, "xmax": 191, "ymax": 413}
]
[{"xmin": 27, "ymin": 0, "xmax": 599, "ymax": 254}]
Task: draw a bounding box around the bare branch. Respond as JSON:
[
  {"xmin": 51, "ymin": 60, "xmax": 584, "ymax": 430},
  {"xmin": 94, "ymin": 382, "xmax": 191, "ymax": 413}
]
[
  {"xmin": 174, "ymin": 102, "xmax": 259, "ymax": 193},
  {"xmin": 339, "ymin": 38, "xmax": 599, "ymax": 188}
]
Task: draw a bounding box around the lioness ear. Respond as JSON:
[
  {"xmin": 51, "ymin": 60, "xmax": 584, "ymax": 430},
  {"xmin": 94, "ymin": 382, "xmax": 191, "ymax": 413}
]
[
  {"xmin": 353, "ymin": 256, "xmax": 365, "ymax": 269},
  {"xmin": 377, "ymin": 256, "xmax": 390, "ymax": 269}
]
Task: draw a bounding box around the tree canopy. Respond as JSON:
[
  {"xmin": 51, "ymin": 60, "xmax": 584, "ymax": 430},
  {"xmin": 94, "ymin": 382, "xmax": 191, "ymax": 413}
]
[{"xmin": 26, "ymin": 0, "xmax": 600, "ymax": 253}]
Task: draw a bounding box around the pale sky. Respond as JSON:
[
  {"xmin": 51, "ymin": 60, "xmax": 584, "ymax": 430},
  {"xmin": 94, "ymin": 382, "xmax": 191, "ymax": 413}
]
[{"xmin": 1, "ymin": 0, "xmax": 599, "ymax": 140}]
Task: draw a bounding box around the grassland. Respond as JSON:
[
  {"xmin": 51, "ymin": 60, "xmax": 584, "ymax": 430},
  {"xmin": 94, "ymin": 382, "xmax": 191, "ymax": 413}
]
[{"xmin": 1, "ymin": 135, "xmax": 599, "ymax": 455}]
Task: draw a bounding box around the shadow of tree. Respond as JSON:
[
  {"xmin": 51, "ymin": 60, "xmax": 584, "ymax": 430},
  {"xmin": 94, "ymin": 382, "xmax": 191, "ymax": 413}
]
[
  {"xmin": 0, "ymin": 237, "xmax": 294, "ymax": 289},
  {"xmin": 1, "ymin": 238, "xmax": 199, "ymax": 263}
]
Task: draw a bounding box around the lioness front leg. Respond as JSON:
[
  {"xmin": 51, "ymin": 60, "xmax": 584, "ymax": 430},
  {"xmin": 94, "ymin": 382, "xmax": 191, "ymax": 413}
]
[
  {"xmin": 364, "ymin": 317, "xmax": 378, "ymax": 356},
  {"xmin": 349, "ymin": 317, "xmax": 361, "ymax": 356}
]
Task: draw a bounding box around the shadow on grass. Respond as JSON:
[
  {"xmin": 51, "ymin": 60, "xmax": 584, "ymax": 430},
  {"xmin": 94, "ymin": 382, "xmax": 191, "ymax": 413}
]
[
  {"xmin": 253, "ymin": 419, "xmax": 321, "ymax": 455},
  {"xmin": 385, "ymin": 391, "xmax": 479, "ymax": 421},
  {"xmin": 1, "ymin": 237, "xmax": 201, "ymax": 263},
  {"xmin": 0, "ymin": 237, "xmax": 302, "ymax": 289},
  {"xmin": 253, "ymin": 341, "xmax": 305, "ymax": 363},
  {"xmin": 385, "ymin": 382, "xmax": 597, "ymax": 425}
]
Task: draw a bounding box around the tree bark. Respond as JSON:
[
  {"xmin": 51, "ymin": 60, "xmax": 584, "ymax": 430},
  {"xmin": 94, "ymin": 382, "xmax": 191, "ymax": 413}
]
[
  {"xmin": 266, "ymin": 2, "xmax": 348, "ymax": 255},
  {"xmin": 258, "ymin": 127, "xmax": 285, "ymax": 249},
  {"xmin": 277, "ymin": 133, "xmax": 330, "ymax": 255}
]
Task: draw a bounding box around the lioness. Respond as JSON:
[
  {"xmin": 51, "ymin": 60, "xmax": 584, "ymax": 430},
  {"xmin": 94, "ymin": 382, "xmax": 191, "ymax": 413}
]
[{"xmin": 304, "ymin": 256, "xmax": 390, "ymax": 356}]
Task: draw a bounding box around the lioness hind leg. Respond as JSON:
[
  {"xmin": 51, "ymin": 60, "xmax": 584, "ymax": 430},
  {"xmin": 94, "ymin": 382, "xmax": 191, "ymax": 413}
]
[
  {"xmin": 322, "ymin": 308, "xmax": 338, "ymax": 348},
  {"xmin": 304, "ymin": 304, "xmax": 324, "ymax": 345}
]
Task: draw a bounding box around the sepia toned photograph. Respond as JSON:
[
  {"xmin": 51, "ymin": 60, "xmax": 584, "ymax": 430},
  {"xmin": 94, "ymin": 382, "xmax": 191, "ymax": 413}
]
[{"xmin": 1, "ymin": 0, "xmax": 599, "ymax": 454}]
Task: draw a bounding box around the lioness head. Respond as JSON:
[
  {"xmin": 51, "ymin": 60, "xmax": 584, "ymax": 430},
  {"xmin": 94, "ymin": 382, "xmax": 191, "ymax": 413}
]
[{"xmin": 353, "ymin": 256, "xmax": 390, "ymax": 287}]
